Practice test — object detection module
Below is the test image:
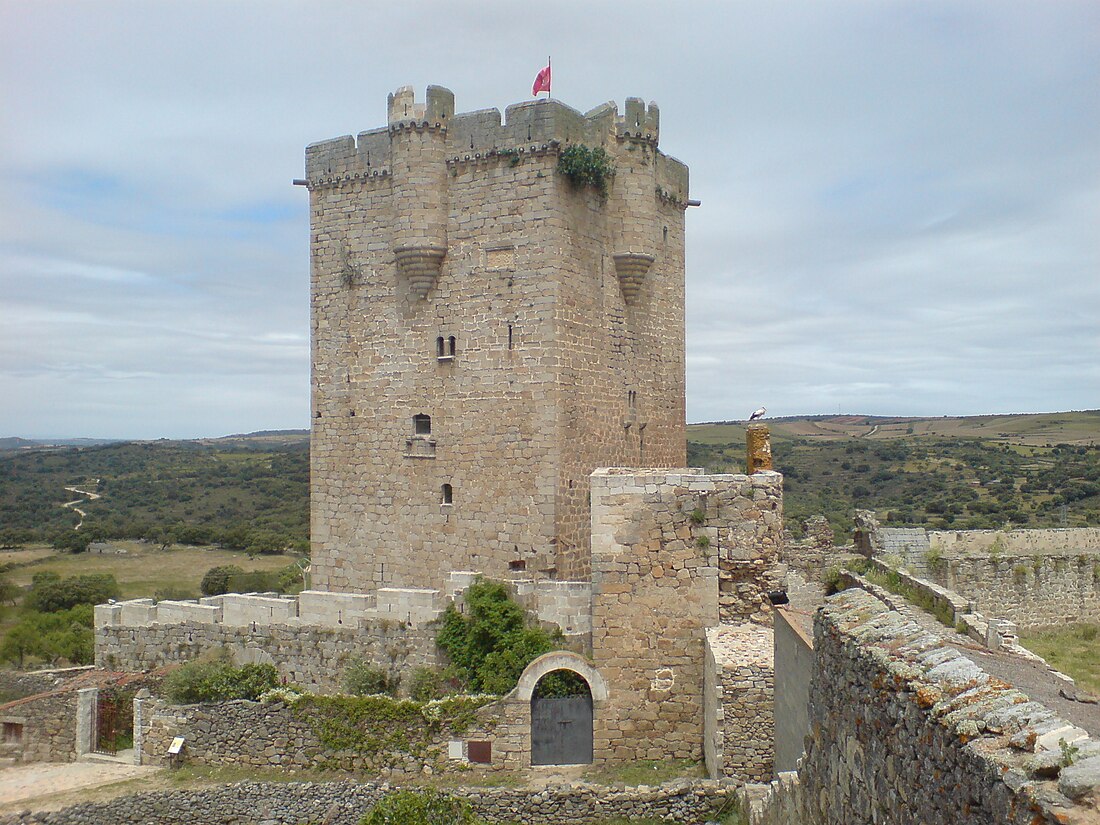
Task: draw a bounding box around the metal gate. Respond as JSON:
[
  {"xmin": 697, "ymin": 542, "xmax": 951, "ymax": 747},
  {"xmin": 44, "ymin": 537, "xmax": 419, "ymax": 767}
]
[
  {"xmin": 531, "ymin": 694, "xmax": 593, "ymax": 766},
  {"xmin": 93, "ymin": 694, "xmax": 119, "ymax": 755}
]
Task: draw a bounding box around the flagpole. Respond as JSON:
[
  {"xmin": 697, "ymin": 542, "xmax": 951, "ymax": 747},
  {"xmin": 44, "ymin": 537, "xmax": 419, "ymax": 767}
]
[{"xmin": 547, "ymin": 55, "xmax": 551, "ymax": 100}]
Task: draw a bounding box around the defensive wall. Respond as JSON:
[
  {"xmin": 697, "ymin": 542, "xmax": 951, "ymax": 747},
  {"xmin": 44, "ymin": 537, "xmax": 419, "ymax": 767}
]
[
  {"xmin": 308, "ymin": 85, "xmax": 690, "ymax": 593},
  {"xmin": 94, "ymin": 580, "xmax": 591, "ymax": 693},
  {"xmin": 740, "ymin": 588, "xmax": 1100, "ymax": 825},
  {"xmin": 856, "ymin": 514, "xmax": 1100, "ymax": 631}
]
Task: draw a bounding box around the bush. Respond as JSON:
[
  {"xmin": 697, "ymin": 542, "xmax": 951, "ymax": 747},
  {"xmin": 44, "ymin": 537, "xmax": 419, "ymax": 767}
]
[
  {"xmin": 361, "ymin": 789, "xmax": 484, "ymax": 825},
  {"xmin": 25, "ymin": 572, "xmax": 120, "ymax": 612},
  {"xmin": 408, "ymin": 666, "xmax": 455, "ymax": 702},
  {"xmin": 343, "ymin": 659, "xmax": 399, "ymax": 697},
  {"xmin": 435, "ymin": 578, "xmax": 580, "ymax": 695},
  {"xmin": 556, "ymin": 145, "xmax": 615, "ymax": 199},
  {"xmin": 200, "ymin": 565, "xmax": 245, "ymax": 596},
  {"xmin": 162, "ymin": 655, "xmax": 280, "ymax": 704}
]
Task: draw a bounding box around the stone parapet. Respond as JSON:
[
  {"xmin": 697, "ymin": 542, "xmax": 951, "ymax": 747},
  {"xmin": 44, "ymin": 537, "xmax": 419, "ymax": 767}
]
[{"xmin": 795, "ymin": 588, "xmax": 1100, "ymax": 824}]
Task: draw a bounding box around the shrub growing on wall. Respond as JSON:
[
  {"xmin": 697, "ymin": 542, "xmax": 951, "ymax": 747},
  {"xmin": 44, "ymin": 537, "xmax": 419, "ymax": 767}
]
[
  {"xmin": 361, "ymin": 788, "xmax": 484, "ymax": 825},
  {"xmin": 163, "ymin": 655, "xmax": 280, "ymax": 704},
  {"xmin": 436, "ymin": 578, "xmax": 585, "ymax": 695},
  {"xmin": 343, "ymin": 659, "xmax": 400, "ymax": 697}
]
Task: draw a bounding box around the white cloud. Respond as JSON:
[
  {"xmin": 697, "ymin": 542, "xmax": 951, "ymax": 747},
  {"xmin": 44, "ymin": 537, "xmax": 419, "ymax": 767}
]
[{"xmin": 0, "ymin": 0, "xmax": 1097, "ymax": 436}]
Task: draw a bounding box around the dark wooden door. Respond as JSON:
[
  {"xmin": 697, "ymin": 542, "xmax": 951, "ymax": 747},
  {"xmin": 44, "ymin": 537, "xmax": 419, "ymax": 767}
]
[{"xmin": 531, "ymin": 694, "xmax": 593, "ymax": 765}]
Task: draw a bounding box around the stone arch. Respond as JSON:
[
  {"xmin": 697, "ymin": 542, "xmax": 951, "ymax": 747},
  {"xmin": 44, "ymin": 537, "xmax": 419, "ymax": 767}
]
[{"xmin": 515, "ymin": 651, "xmax": 608, "ymax": 702}]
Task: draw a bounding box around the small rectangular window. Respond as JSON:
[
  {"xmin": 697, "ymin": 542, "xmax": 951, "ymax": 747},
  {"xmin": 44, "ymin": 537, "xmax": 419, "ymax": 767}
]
[{"xmin": 413, "ymin": 414, "xmax": 432, "ymax": 435}]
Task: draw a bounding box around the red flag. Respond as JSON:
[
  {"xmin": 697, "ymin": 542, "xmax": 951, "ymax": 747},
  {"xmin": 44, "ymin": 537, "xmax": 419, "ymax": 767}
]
[{"xmin": 532, "ymin": 63, "xmax": 551, "ymax": 97}]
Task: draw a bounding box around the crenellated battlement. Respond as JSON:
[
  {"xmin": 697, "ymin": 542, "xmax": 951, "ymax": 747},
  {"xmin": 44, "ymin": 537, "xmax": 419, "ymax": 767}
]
[{"xmin": 305, "ymin": 85, "xmax": 687, "ymax": 200}]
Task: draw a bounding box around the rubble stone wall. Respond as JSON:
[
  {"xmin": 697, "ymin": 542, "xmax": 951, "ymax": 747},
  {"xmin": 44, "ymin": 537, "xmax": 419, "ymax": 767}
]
[
  {"xmin": 135, "ymin": 695, "xmax": 515, "ymax": 774},
  {"xmin": 794, "ymin": 588, "xmax": 1100, "ymax": 824},
  {"xmin": 705, "ymin": 624, "xmax": 774, "ymax": 782},
  {"xmin": 0, "ymin": 779, "xmax": 733, "ymax": 825},
  {"xmin": 0, "ymin": 691, "xmax": 77, "ymax": 764}
]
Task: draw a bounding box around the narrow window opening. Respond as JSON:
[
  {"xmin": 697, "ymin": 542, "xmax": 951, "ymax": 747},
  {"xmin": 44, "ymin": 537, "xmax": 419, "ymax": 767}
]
[
  {"xmin": 436, "ymin": 336, "xmax": 445, "ymax": 357},
  {"xmin": 441, "ymin": 483, "xmax": 453, "ymax": 505},
  {"xmin": 2, "ymin": 722, "xmax": 22, "ymax": 744},
  {"xmin": 448, "ymin": 336, "xmax": 456, "ymax": 356},
  {"xmin": 508, "ymin": 324, "xmax": 513, "ymax": 350},
  {"xmin": 413, "ymin": 414, "xmax": 432, "ymax": 435}
]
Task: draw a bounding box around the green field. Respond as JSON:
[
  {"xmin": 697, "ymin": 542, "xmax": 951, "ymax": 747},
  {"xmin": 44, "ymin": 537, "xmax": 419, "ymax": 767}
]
[{"xmin": 1019, "ymin": 625, "xmax": 1100, "ymax": 695}]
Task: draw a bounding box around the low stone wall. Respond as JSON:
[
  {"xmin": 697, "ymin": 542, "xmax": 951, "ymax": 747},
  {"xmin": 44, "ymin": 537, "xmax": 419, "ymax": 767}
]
[
  {"xmin": 97, "ymin": 620, "xmax": 440, "ymax": 695},
  {"xmin": 0, "ymin": 691, "xmax": 78, "ymax": 764},
  {"xmin": 135, "ymin": 694, "xmax": 518, "ymax": 774},
  {"xmin": 0, "ymin": 778, "xmax": 736, "ymax": 825},
  {"xmin": 856, "ymin": 516, "xmax": 1100, "ymax": 632},
  {"xmin": 795, "ymin": 588, "xmax": 1100, "ymax": 824},
  {"xmin": 0, "ymin": 667, "xmax": 94, "ymax": 702},
  {"xmin": 705, "ymin": 624, "xmax": 774, "ymax": 782}
]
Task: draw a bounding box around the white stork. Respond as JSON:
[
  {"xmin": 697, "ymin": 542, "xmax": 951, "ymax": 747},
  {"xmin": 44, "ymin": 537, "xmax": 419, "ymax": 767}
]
[{"xmin": 748, "ymin": 407, "xmax": 767, "ymax": 421}]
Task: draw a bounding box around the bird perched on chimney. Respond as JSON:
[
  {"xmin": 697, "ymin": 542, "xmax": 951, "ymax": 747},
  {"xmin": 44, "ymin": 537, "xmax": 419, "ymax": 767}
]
[{"xmin": 749, "ymin": 407, "xmax": 766, "ymax": 421}]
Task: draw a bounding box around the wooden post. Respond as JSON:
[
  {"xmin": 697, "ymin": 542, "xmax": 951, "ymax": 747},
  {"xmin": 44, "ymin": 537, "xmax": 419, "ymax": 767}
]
[{"xmin": 747, "ymin": 424, "xmax": 773, "ymax": 474}]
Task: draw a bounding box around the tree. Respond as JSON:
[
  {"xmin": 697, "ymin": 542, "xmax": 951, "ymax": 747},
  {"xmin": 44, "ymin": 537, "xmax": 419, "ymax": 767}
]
[
  {"xmin": 200, "ymin": 565, "xmax": 245, "ymax": 596},
  {"xmin": 25, "ymin": 573, "xmax": 120, "ymax": 613}
]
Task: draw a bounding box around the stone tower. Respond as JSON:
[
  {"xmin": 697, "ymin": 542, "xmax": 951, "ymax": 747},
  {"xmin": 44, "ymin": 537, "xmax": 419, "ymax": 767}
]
[{"xmin": 306, "ymin": 85, "xmax": 689, "ymax": 592}]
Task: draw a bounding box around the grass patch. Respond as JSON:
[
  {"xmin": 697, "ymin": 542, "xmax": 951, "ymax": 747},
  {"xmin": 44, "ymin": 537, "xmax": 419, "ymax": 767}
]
[
  {"xmin": 1019, "ymin": 624, "xmax": 1100, "ymax": 694},
  {"xmin": 846, "ymin": 560, "xmax": 955, "ymax": 629},
  {"xmin": 581, "ymin": 758, "xmax": 705, "ymax": 787},
  {"xmin": 6, "ymin": 542, "xmax": 290, "ymax": 601}
]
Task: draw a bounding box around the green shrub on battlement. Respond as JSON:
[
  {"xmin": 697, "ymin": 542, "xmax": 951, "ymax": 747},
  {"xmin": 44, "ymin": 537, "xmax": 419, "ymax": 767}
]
[{"xmin": 436, "ymin": 578, "xmax": 586, "ymax": 696}]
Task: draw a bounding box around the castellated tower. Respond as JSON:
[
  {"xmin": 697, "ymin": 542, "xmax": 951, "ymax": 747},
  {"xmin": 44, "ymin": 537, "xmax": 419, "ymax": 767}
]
[{"xmin": 306, "ymin": 85, "xmax": 689, "ymax": 593}]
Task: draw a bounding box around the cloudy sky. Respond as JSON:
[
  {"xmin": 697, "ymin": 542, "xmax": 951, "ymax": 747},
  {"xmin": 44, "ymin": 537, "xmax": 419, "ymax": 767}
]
[{"xmin": 1, "ymin": 1, "xmax": 1097, "ymax": 439}]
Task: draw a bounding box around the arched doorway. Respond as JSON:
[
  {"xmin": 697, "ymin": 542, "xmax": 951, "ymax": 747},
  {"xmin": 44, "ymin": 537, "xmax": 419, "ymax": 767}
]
[{"xmin": 531, "ymin": 669, "xmax": 592, "ymax": 766}]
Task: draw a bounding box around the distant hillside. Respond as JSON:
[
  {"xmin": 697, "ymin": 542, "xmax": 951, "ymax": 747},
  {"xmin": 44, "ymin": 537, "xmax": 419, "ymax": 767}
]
[
  {"xmin": 0, "ymin": 439, "xmax": 308, "ymax": 550},
  {"xmin": 689, "ymin": 410, "xmax": 1100, "ymax": 446},
  {"xmin": 0, "ymin": 437, "xmax": 125, "ymax": 452},
  {"xmin": 688, "ymin": 411, "xmax": 1100, "ymax": 538},
  {"xmin": 2, "ymin": 413, "xmax": 1097, "ymax": 551}
]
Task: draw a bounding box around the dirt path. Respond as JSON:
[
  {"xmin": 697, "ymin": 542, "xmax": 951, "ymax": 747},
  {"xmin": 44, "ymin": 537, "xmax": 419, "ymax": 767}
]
[
  {"xmin": 0, "ymin": 762, "xmax": 161, "ymax": 813},
  {"xmin": 61, "ymin": 481, "xmax": 100, "ymax": 531}
]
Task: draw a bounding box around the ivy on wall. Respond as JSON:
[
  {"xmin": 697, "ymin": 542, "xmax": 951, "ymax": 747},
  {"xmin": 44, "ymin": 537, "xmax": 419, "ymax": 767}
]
[{"xmin": 290, "ymin": 694, "xmax": 495, "ymax": 762}]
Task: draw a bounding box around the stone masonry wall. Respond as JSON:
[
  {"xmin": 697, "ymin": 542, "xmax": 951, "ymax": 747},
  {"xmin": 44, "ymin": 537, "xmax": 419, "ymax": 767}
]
[
  {"xmin": 929, "ymin": 550, "xmax": 1100, "ymax": 630},
  {"xmin": 308, "ymin": 86, "xmax": 688, "ymax": 593},
  {"xmin": 589, "ymin": 468, "xmax": 781, "ymax": 764},
  {"xmin": 97, "ymin": 620, "xmax": 439, "ymax": 695},
  {"xmin": 0, "ymin": 691, "xmax": 78, "ymax": 764},
  {"xmin": 858, "ymin": 519, "xmax": 1100, "ymax": 631},
  {"xmin": 795, "ymin": 588, "xmax": 1100, "ymax": 824},
  {"xmin": 0, "ymin": 779, "xmax": 734, "ymax": 825},
  {"xmin": 705, "ymin": 624, "xmax": 774, "ymax": 782},
  {"xmin": 136, "ymin": 695, "xmax": 512, "ymax": 775},
  {"xmin": 590, "ymin": 468, "xmax": 717, "ymax": 763}
]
